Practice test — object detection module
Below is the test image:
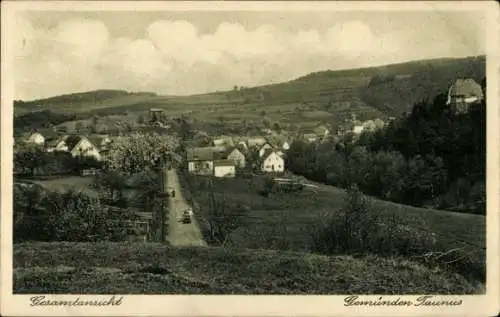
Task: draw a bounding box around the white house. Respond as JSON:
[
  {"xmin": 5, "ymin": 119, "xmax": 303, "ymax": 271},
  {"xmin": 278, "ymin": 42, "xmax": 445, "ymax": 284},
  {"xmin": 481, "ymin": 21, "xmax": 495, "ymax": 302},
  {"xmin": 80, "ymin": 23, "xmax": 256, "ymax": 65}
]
[
  {"xmin": 26, "ymin": 132, "xmax": 45, "ymax": 145},
  {"xmin": 362, "ymin": 120, "xmax": 377, "ymax": 132},
  {"xmin": 303, "ymin": 133, "xmax": 318, "ymax": 143},
  {"xmin": 213, "ymin": 136, "xmax": 234, "ymax": 147},
  {"xmin": 247, "ymin": 137, "xmax": 267, "ymax": 148},
  {"xmin": 214, "ymin": 160, "xmax": 236, "ymax": 178},
  {"xmin": 261, "ymin": 150, "xmax": 285, "ymax": 173},
  {"xmin": 45, "ymin": 136, "xmax": 69, "ymax": 152},
  {"xmin": 186, "ymin": 147, "xmax": 215, "ymax": 175},
  {"xmin": 226, "ymin": 147, "xmax": 246, "ymax": 168},
  {"xmin": 352, "ymin": 125, "xmax": 364, "ymax": 135},
  {"xmin": 237, "ymin": 141, "xmax": 248, "ymax": 150},
  {"xmin": 259, "ymin": 143, "xmax": 273, "ymax": 157},
  {"xmin": 69, "ymin": 136, "xmax": 102, "ymax": 161},
  {"xmin": 282, "ymin": 141, "xmax": 290, "ymax": 151}
]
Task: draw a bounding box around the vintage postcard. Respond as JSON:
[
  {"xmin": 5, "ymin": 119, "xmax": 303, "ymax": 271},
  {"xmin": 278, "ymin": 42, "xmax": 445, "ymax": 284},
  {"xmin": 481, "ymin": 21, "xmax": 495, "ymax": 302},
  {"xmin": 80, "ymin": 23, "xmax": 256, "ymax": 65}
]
[{"xmin": 1, "ymin": 1, "xmax": 499, "ymax": 316}]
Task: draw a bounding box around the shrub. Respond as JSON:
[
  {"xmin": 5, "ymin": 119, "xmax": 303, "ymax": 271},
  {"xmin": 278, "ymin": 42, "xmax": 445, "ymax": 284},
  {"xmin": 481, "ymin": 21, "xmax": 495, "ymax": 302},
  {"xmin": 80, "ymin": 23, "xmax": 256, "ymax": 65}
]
[
  {"xmin": 13, "ymin": 187, "xmax": 135, "ymax": 242},
  {"xmin": 313, "ymin": 186, "xmax": 437, "ymax": 257}
]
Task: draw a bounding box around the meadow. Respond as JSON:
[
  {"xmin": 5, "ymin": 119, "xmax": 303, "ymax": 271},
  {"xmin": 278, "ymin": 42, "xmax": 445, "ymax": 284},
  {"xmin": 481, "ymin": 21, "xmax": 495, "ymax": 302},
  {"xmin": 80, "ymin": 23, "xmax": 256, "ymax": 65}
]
[
  {"xmin": 18, "ymin": 176, "xmax": 99, "ymax": 197},
  {"xmin": 180, "ymin": 174, "xmax": 486, "ymax": 282},
  {"xmin": 14, "ymin": 242, "xmax": 483, "ymax": 294}
]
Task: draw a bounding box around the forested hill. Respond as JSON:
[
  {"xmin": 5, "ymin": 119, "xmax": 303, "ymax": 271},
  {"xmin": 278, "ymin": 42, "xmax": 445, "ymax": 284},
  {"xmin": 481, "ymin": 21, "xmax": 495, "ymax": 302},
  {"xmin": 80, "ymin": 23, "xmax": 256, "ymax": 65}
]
[
  {"xmin": 357, "ymin": 56, "xmax": 485, "ymax": 116},
  {"xmin": 287, "ymin": 91, "xmax": 486, "ymax": 214},
  {"xmin": 14, "ymin": 56, "xmax": 485, "ymax": 120}
]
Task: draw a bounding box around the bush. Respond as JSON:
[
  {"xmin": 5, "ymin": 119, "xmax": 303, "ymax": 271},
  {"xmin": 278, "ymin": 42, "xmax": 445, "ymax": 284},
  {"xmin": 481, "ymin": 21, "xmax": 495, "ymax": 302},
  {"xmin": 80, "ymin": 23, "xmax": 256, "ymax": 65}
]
[
  {"xmin": 313, "ymin": 186, "xmax": 437, "ymax": 257},
  {"xmin": 13, "ymin": 187, "xmax": 135, "ymax": 242}
]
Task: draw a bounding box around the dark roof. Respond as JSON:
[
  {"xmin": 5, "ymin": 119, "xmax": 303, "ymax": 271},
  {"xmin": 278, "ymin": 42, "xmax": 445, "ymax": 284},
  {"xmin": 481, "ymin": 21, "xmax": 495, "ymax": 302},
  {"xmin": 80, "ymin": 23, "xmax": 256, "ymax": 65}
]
[
  {"xmin": 45, "ymin": 138, "xmax": 61, "ymax": 147},
  {"xmin": 87, "ymin": 135, "xmax": 107, "ymax": 149},
  {"xmin": 64, "ymin": 135, "xmax": 83, "ymax": 150},
  {"xmin": 214, "ymin": 159, "xmax": 235, "ymax": 167},
  {"xmin": 261, "ymin": 148, "xmax": 275, "ymax": 160},
  {"xmin": 186, "ymin": 147, "xmax": 215, "ymax": 161}
]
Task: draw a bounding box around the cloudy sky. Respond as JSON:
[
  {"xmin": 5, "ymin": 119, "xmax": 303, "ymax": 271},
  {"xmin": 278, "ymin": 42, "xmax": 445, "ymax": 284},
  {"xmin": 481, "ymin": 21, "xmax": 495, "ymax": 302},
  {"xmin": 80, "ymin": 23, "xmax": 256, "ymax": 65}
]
[{"xmin": 13, "ymin": 10, "xmax": 486, "ymax": 100}]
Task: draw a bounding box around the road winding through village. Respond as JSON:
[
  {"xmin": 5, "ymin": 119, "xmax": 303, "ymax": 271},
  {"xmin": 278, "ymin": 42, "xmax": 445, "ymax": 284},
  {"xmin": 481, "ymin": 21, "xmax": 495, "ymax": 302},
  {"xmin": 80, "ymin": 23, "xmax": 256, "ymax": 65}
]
[{"xmin": 165, "ymin": 168, "xmax": 207, "ymax": 247}]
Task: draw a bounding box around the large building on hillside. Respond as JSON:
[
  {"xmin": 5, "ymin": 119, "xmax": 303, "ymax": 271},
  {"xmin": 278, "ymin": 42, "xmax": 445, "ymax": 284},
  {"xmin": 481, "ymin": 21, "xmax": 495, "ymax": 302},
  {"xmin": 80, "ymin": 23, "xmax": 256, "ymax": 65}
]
[{"xmin": 446, "ymin": 78, "xmax": 484, "ymax": 114}]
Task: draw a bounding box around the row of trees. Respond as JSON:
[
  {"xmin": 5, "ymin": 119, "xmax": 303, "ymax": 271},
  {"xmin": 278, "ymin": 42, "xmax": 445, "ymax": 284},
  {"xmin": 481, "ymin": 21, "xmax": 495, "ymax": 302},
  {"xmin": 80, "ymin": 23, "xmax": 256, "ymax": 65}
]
[{"xmin": 287, "ymin": 92, "xmax": 486, "ymax": 214}]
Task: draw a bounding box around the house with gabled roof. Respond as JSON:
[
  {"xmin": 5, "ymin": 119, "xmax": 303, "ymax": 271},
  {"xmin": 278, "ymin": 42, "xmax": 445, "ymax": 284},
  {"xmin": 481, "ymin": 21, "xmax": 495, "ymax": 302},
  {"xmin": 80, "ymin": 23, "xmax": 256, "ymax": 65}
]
[
  {"xmin": 447, "ymin": 78, "xmax": 484, "ymax": 114},
  {"xmin": 226, "ymin": 146, "xmax": 246, "ymax": 169},
  {"xmin": 260, "ymin": 149, "xmax": 285, "ymax": 173},
  {"xmin": 247, "ymin": 137, "xmax": 267, "ymax": 148},
  {"xmin": 186, "ymin": 147, "xmax": 216, "ymax": 175},
  {"xmin": 258, "ymin": 142, "xmax": 273, "ymax": 157},
  {"xmin": 26, "ymin": 132, "xmax": 45, "ymax": 145},
  {"xmin": 66, "ymin": 135, "xmax": 102, "ymax": 161},
  {"xmin": 45, "ymin": 135, "xmax": 70, "ymax": 152}
]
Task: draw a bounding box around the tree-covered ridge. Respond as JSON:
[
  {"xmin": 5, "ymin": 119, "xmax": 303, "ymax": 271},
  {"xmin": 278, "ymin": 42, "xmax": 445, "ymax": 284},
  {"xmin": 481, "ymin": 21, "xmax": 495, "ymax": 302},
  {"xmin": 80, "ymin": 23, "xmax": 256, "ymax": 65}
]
[
  {"xmin": 14, "ymin": 110, "xmax": 77, "ymax": 135},
  {"xmin": 287, "ymin": 86, "xmax": 486, "ymax": 214}
]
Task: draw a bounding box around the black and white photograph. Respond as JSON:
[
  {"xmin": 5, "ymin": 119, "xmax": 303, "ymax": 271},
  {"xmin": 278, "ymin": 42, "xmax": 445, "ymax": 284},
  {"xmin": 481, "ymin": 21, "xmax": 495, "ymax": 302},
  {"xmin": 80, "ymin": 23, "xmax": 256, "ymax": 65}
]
[{"xmin": 1, "ymin": 1, "xmax": 499, "ymax": 316}]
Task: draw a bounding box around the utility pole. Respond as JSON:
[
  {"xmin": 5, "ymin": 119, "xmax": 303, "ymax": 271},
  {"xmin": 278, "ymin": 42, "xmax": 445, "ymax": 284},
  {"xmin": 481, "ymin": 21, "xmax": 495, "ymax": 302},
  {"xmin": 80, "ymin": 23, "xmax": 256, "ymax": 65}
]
[{"xmin": 157, "ymin": 156, "xmax": 169, "ymax": 242}]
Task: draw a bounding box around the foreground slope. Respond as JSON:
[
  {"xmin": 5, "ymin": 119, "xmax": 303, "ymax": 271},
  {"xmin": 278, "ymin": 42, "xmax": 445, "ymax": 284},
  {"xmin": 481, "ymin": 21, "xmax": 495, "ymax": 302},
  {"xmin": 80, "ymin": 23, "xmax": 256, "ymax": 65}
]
[{"xmin": 14, "ymin": 242, "xmax": 483, "ymax": 294}]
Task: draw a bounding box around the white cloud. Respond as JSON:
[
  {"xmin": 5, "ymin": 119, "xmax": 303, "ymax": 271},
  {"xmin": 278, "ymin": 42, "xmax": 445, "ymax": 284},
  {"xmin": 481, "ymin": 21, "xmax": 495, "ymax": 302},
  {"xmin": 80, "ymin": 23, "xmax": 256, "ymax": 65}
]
[{"xmin": 12, "ymin": 15, "xmax": 485, "ymax": 100}]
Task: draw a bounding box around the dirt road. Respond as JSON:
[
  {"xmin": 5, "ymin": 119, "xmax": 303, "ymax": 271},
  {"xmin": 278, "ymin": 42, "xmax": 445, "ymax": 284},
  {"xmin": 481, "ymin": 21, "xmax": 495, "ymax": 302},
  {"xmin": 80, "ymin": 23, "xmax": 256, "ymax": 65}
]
[{"xmin": 165, "ymin": 168, "xmax": 207, "ymax": 247}]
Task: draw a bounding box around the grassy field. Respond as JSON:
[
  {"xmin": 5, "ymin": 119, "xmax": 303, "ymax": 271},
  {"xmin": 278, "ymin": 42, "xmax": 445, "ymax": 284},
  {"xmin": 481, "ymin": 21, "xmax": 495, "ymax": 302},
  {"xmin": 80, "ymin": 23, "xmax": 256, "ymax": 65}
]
[
  {"xmin": 18, "ymin": 176, "xmax": 99, "ymax": 197},
  {"xmin": 181, "ymin": 174, "xmax": 486, "ymax": 281},
  {"xmin": 13, "ymin": 242, "xmax": 483, "ymax": 294}
]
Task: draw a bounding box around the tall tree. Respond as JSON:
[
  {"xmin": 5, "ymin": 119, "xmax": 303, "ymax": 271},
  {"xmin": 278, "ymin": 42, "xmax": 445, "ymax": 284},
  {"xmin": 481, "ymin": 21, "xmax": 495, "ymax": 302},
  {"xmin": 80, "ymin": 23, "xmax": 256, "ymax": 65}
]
[{"xmin": 102, "ymin": 132, "xmax": 178, "ymax": 175}]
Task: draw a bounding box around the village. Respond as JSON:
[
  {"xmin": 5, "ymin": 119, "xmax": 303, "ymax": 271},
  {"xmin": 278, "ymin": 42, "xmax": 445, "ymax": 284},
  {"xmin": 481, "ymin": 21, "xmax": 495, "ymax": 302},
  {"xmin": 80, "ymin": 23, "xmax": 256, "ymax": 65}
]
[{"xmin": 16, "ymin": 74, "xmax": 481, "ymax": 180}]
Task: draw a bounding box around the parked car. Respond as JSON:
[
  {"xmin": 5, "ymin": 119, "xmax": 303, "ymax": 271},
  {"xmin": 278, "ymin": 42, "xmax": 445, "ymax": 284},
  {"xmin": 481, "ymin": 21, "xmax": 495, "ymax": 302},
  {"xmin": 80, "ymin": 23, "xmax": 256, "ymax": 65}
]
[{"xmin": 181, "ymin": 210, "xmax": 191, "ymax": 224}]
